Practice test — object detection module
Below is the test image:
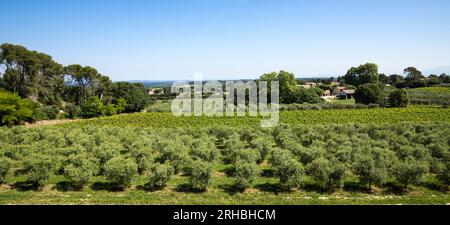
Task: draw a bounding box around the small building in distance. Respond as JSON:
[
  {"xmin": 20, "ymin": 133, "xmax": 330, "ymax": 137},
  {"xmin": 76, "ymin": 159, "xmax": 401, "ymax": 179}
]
[
  {"xmin": 338, "ymin": 89, "xmax": 355, "ymax": 99},
  {"xmin": 332, "ymin": 86, "xmax": 347, "ymax": 95},
  {"xmin": 148, "ymin": 88, "xmax": 165, "ymax": 96}
]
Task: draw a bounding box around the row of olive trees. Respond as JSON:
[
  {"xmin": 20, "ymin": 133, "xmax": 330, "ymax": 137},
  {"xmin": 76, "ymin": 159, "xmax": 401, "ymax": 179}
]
[{"xmin": 0, "ymin": 124, "xmax": 448, "ymax": 192}]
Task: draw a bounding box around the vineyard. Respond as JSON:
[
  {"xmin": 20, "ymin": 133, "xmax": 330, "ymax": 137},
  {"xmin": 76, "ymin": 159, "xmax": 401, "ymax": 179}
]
[
  {"xmin": 67, "ymin": 107, "xmax": 450, "ymax": 128},
  {"xmin": 0, "ymin": 119, "xmax": 449, "ymax": 204},
  {"xmin": 406, "ymin": 87, "xmax": 450, "ymax": 106}
]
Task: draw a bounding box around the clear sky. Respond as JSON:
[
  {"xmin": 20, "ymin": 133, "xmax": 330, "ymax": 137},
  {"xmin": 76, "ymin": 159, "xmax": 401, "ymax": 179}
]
[{"xmin": 1, "ymin": 0, "xmax": 450, "ymax": 81}]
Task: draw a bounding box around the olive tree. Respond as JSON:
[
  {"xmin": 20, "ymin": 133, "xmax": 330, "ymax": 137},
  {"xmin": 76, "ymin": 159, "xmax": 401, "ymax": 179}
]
[
  {"xmin": 391, "ymin": 157, "xmax": 428, "ymax": 189},
  {"xmin": 388, "ymin": 89, "xmax": 409, "ymax": 107},
  {"xmin": 188, "ymin": 161, "xmax": 213, "ymax": 191},
  {"xmin": 233, "ymin": 159, "xmax": 261, "ymax": 191},
  {"xmin": 269, "ymin": 149, "xmax": 305, "ymax": 189},
  {"xmin": 104, "ymin": 156, "xmax": 138, "ymax": 188},
  {"xmin": 353, "ymin": 154, "xmax": 387, "ymax": 189},
  {"xmin": 306, "ymin": 157, "xmax": 346, "ymax": 190},
  {"xmin": 146, "ymin": 163, "xmax": 174, "ymax": 190},
  {"xmin": 62, "ymin": 154, "xmax": 98, "ymax": 188},
  {"xmin": 23, "ymin": 155, "xmax": 54, "ymax": 187},
  {"xmin": 0, "ymin": 157, "xmax": 11, "ymax": 183}
]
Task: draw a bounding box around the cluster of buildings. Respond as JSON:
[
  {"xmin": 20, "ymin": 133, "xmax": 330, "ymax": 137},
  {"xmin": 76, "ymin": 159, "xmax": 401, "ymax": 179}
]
[{"xmin": 298, "ymin": 81, "xmax": 355, "ymax": 100}]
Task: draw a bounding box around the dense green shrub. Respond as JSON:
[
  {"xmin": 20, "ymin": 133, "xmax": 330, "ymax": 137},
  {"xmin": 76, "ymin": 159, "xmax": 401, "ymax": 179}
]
[
  {"xmin": 231, "ymin": 149, "xmax": 261, "ymax": 164},
  {"xmin": 222, "ymin": 133, "xmax": 246, "ymax": 163},
  {"xmin": 188, "ymin": 161, "xmax": 213, "ymax": 191},
  {"xmin": 104, "ymin": 156, "xmax": 138, "ymax": 188},
  {"xmin": 80, "ymin": 96, "xmax": 104, "ymax": 118},
  {"xmin": 233, "ymin": 160, "xmax": 261, "ymax": 190},
  {"xmin": 62, "ymin": 154, "xmax": 98, "ymax": 188},
  {"xmin": 157, "ymin": 142, "xmax": 188, "ymax": 173},
  {"xmin": 435, "ymin": 161, "xmax": 449, "ymax": 186},
  {"xmin": 354, "ymin": 83, "xmax": 384, "ymax": 105},
  {"xmin": 0, "ymin": 157, "xmax": 11, "ymax": 183},
  {"xmin": 391, "ymin": 157, "xmax": 428, "ymax": 188},
  {"xmin": 41, "ymin": 105, "xmax": 60, "ymax": 120},
  {"xmin": 0, "ymin": 90, "xmax": 37, "ymax": 126},
  {"xmin": 190, "ymin": 136, "xmax": 219, "ymax": 162},
  {"xmin": 353, "ymin": 154, "xmax": 388, "ymax": 189},
  {"xmin": 23, "ymin": 155, "xmax": 54, "ymax": 187},
  {"xmin": 93, "ymin": 143, "xmax": 122, "ymax": 172},
  {"xmin": 388, "ymin": 89, "xmax": 409, "ymax": 107},
  {"xmin": 306, "ymin": 157, "xmax": 346, "ymax": 189},
  {"xmin": 104, "ymin": 103, "xmax": 118, "ymax": 116},
  {"xmin": 296, "ymin": 88, "xmax": 323, "ymax": 104},
  {"xmin": 130, "ymin": 145, "xmax": 154, "ymax": 174},
  {"xmin": 111, "ymin": 82, "xmax": 148, "ymax": 113},
  {"xmin": 270, "ymin": 149, "xmax": 305, "ymax": 189},
  {"xmin": 64, "ymin": 103, "xmax": 81, "ymax": 119},
  {"xmin": 146, "ymin": 163, "xmax": 174, "ymax": 189},
  {"xmin": 249, "ymin": 137, "xmax": 273, "ymax": 162}
]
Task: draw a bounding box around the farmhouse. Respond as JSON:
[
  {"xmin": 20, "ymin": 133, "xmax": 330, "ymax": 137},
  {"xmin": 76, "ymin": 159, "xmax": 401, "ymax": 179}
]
[
  {"xmin": 338, "ymin": 89, "xmax": 355, "ymax": 99},
  {"xmin": 332, "ymin": 86, "xmax": 346, "ymax": 95}
]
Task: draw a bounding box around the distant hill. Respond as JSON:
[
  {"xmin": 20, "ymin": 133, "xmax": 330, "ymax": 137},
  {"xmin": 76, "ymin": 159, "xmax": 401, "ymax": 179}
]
[
  {"xmin": 422, "ymin": 66, "xmax": 450, "ymax": 75},
  {"xmin": 124, "ymin": 77, "xmax": 338, "ymax": 87},
  {"xmin": 126, "ymin": 80, "xmax": 175, "ymax": 87}
]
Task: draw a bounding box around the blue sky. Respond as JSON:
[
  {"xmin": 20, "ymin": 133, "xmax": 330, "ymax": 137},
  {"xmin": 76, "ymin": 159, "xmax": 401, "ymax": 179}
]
[{"xmin": 1, "ymin": 0, "xmax": 450, "ymax": 81}]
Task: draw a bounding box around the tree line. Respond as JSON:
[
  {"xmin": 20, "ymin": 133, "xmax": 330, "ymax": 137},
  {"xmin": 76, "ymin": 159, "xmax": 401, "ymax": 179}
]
[{"xmin": 0, "ymin": 43, "xmax": 149, "ymax": 125}]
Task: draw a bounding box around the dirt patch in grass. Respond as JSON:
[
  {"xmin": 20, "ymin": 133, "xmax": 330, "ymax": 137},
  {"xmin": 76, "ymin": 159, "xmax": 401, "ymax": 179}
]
[{"xmin": 24, "ymin": 119, "xmax": 80, "ymax": 128}]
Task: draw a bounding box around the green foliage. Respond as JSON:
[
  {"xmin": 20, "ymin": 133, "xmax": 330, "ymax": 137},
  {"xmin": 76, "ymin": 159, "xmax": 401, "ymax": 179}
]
[
  {"xmin": 103, "ymin": 103, "xmax": 118, "ymax": 116},
  {"xmin": 344, "ymin": 63, "xmax": 379, "ymax": 86},
  {"xmin": 388, "ymin": 89, "xmax": 409, "ymax": 107},
  {"xmin": 104, "ymin": 156, "xmax": 138, "ymax": 188},
  {"xmin": 188, "ymin": 161, "xmax": 213, "ymax": 191},
  {"xmin": 353, "ymin": 154, "xmax": 388, "ymax": 189},
  {"xmin": 62, "ymin": 154, "xmax": 98, "ymax": 188},
  {"xmin": 435, "ymin": 161, "xmax": 449, "ymax": 186},
  {"xmin": 270, "ymin": 149, "xmax": 305, "ymax": 189},
  {"xmin": 41, "ymin": 105, "xmax": 60, "ymax": 120},
  {"xmin": 81, "ymin": 96, "xmax": 104, "ymax": 118},
  {"xmin": 404, "ymin": 67, "xmax": 427, "ymax": 88},
  {"xmin": 23, "ymin": 155, "xmax": 54, "ymax": 187},
  {"xmin": 296, "ymin": 88, "xmax": 323, "ymax": 104},
  {"xmin": 233, "ymin": 160, "xmax": 261, "ymax": 190},
  {"xmin": 146, "ymin": 163, "xmax": 174, "ymax": 189},
  {"xmin": 64, "ymin": 103, "xmax": 81, "ymax": 119},
  {"xmin": 306, "ymin": 157, "xmax": 346, "ymax": 189},
  {"xmin": 0, "ymin": 43, "xmax": 64, "ymax": 104},
  {"xmin": 391, "ymin": 157, "xmax": 428, "ymax": 188},
  {"xmin": 130, "ymin": 145, "xmax": 153, "ymax": 174},
  {"xmin": 354, "ymin": 83, "xmax": 384, "ymax": 105},
  {"xmin": 190, "ymin": 136, "xmax": 219, "ymax": 162},
  {"xmin": 260, "ymin": 70, "xmax": 299, "ymax": 104},
  {"xmin": 115, "ymin": 98, "xmax": 127, "ymax": 114},
  {"xmin": 156, "ymin": 141, "xmax": 188, "ymax": 173},
  {"xmin": 0, "ymin": 157, "xmax": 11, "ymax": 183},
  {"xmin": 112, "ymin": 82, "xmax": 148, "ymax": 113},
  {"xmin": 249, "ymin": 136, "xmax": 273, "ymax": 162},
  {"xmin": 93, "ymin": 143, "xmax": 122, "ymax": 172},
  {"xmin": 406, "ymin": 87, "xmax": 450, "ymax": 106},
  {"xmin": 0, "ymin": 90, "xmax": 36, "ymax": 126}
]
